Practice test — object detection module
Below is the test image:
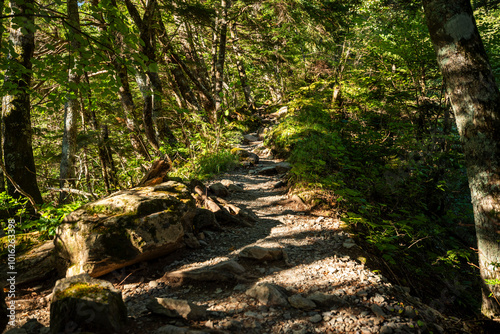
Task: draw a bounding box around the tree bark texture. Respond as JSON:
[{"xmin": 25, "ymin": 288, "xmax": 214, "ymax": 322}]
[
  {"xmin": 230, "ymin": 24, "xmax": 255, "ymax": 109},
  {"xmin": 166, "ymin": 54, "xmax": 203, "ymax": 111},
  {"xmin": 101, "ymin": 0, "xmax": 150, "ymax": 160},
  {"xmin": 81, "ymin": 73, "xmax": 119, "ymax": 194},
  {"xmin": 125, "ymin": 0, "xmax": 177, "ymax": 152},
  {"xmin": 170, "ymin": 50, "xmax": 216, "ymax": 113},
  {"xmin": 213, "ymin": 0, "xmax": 231, "ymax": 120},
  {"xmin": 423, "ymin": 0, "xmax": 500, "ymax": 317},
  {"xmin": 60, "ymin": 0, "xmax": 82, "ymax": 202},
  {"xmin": 1, "ymin": 0, "xmax": 43, "ymax": 204}
]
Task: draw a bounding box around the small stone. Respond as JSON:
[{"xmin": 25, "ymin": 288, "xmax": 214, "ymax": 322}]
[
  {"xmin": 246, "ymin": 283, "xmax": 289, "ymax": 307},
  {"xmin": 220, "ymin": 319, "xmax": 242, "ymax": 329},
  {"xmin": 239, "ymin": 246, "xmax": 284, "ymax": 261},
  {"xmin": 273, "ymin": 180, "xmax": 287, "ymax": 189},
  {"xmin": 258, "ymin": 166, "xmax": 278, "ymax": 175},
  {"xmin": 370, "ymin": 304, "xmax": 386, "ymax": 318},
  {"xmin": 244, "ymin": 311, "xmax": 259, "ymax": 317},
  {"xmin": 288, "ymin": 294, "xmax": 316, "ymax": 310},
  {"xmin": 184, "ymin": 232, "xmax": 201, "ymax": 249},
  {"xmin": 275, "ymin": 162, "xmax": 292, "ymax": 174},
  {"xmin": 342, "ymin": 241, "xmax": 356, "ymax": 249},
  {"xmin": 234, "ymin": 284, "xmax": 247, "ymax": 291},
  {"xmin": 243, "ymin": 134, "xmax": 259, "ymax": 142},
  {"xmin": 433, "ymin": 324, "xmax": 445, "ymax": 333},
  {"xmin": 309, "ymin": 314, "xmax": 322, "ymax": 323},
  {"xmin": 228, "ymin": 184, "xmax": 244, "ymax": 192},
  {"xmin": 404, "ymin": 306, "xmax": 417, "ymax": 318},
  {"xmin": 149, "ymin": 280, "xmax": 159, "ymax": 288},
  {"xmin": 205, "ymin": 320, "xmax": 214, "ymax": 329},
  {"xmin": 380, "ymin": 325, "xmax": 393, "ymax": 334},
  {"xmin": 308, "ymin": 291, "xmax": 342, "ymax": 307},
  {"xmin": 373, "ymin": 294, "xmax": 385, "ymax": 304}
]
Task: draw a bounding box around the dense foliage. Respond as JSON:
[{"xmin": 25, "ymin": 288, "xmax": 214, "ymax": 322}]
[{"xmin": 1, "ymin": 0, "xmax": 500, "ymax": 322}]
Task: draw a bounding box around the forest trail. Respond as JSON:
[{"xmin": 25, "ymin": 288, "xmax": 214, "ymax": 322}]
[{"xmin": 13, "ymin": 140, "xmax": 468, "ymax": 334}]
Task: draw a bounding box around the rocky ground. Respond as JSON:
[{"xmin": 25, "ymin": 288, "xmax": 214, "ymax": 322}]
[{"xmin": 8, "ymin": 140, "xmax": 473, "ymax": 334}]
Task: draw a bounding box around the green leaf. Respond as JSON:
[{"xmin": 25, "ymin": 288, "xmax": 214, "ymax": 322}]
[{"xmin": 148, "ymin": 63, "xmax": 159, "ymax": 73}]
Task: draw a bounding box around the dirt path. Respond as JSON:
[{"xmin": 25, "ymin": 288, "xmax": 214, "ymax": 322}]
[
  {"xmin": 119, "ymin": 141, "xmax": 467, "ymax": 334},
  {"xmin": 11, "ymin": 141, "xmax": 469, "ymax": 334}
]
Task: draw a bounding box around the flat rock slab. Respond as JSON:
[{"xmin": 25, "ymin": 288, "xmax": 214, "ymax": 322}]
[
  {"xmin": 238, "ymin": 246, "xmax": 285, "ymax": 262},
  {"xmin": 275, "ymin": 162, "xmax": 292, "ymax": 174},
  {"xmin": 147, "ymin": 297, "xmax": 207, "ymax": 320},
  {"xmin": 288, "ymin": 294, "xmax": 317, "ymax": 310},
  {"xmin": 55, "ymin": 181, "xmax": 196, "ymax": 277},
  {"xmin": 258, "ymin": 162, "xmax": 292, "ymax": 176},
  {"xmin": 164, "ymin": 260, "xmax": 246, "ymax": 282},
  {"xmin": 243, "ymin": 134, "xmax": 260, "ymax": 143},
  {"xmin": 307, "ymin": 291, "xmax": 343, "ymax": 307}
]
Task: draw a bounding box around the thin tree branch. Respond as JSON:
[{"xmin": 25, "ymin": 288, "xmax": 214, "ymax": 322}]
[{"xmin": 0, "ymin": 161, "xmax": 40, "ymax": 214}]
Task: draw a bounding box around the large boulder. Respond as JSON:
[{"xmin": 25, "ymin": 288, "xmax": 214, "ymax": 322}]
[
  {"xmin": 50, "ymin": 274, "xmax": 127, "ymax": 334},
  {"xmin": 55, "ymin": 181, "xmax": 196, "ymax": 277}
]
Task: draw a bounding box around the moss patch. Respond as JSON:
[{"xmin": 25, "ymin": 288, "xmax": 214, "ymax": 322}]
[{"xmin": 56, "ymin": 282, "xmax": 109, "ymax": 302}]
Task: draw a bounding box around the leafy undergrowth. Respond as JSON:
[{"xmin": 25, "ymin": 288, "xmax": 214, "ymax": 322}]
[
  {"xmin": 265, "ymin": 80, "xmax": 481, "ymax": 318},
  {"xmin": 0, "ymin": 192, "xmax": 83, "ymax": 254}
]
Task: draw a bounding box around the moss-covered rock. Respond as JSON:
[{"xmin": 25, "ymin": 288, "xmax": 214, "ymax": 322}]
[
  {"xmin": 54, "ymin": 181, "xmax": 196, "ymax": 277},
  {"xmin": 0, "ymin": 237, "xmax": 56, "ymax": 286},
  {"xmin": 50, "ymin": 274, "xmax": 127, "ymax": 334}
]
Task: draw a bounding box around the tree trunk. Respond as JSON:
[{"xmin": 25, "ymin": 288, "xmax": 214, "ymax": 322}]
[
  {"xmin": 99, "ymin": 125, "xmax": 118, "ymax": 193},
  {"xmin": 59, "ymin": 0, "xmax": 81, "ymax": 202},
  {"xmin": 170, "ymin": 50, "xmax": 216, "ymax": 114},
  {"xmin": 1, "ymin": 0, "xmax": 43, "ymax": 204},
  {"xmin": 423, "ymin": 0, "xmax": 500, "ymax": 318},
  {"xmin": 101, "ymin": 0, "xmax": 150, "ymax": 160},
  {"xmin": 125, "ymin": 0, "xmax": 177, "ymax": 152},
  {"xmin": 213, "ymin": 0, "xmax": 231, "ymax": 120},
  {"xmin": 113, "ymin": 58, "xmax": 151, "ymax": 160},
  {"xmin": 167, "ymin": 55, "xmax": 203, "ymax": 111},
  {"xmin": 230, "ymin": 24, "xmax": 255, "ymax": 109},
  {"xmin": 184, "ymin": 22, "xmax": 212, "ymax": 95},
  {"xmin": 81, "ymin": 73, "xmax": 119, "ymax": 195}
]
